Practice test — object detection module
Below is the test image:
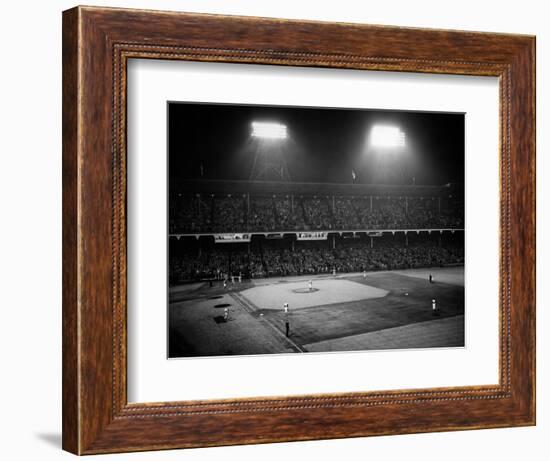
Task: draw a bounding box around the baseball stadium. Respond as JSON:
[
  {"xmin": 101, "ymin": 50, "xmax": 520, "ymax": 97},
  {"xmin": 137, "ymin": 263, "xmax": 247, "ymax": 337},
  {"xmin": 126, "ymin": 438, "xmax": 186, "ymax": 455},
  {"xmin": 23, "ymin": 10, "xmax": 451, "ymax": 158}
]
[{"xmin": 168, "ymin": 103, "xmax": 465, "ymax": 358}]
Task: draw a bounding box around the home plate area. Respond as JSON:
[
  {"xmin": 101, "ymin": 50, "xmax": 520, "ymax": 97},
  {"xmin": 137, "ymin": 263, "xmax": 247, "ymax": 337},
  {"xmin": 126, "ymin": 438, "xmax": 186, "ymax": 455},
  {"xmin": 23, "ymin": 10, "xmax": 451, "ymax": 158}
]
[{"xmin": 240, "ymin": 279, "xmax": 388, "ymax": 310}]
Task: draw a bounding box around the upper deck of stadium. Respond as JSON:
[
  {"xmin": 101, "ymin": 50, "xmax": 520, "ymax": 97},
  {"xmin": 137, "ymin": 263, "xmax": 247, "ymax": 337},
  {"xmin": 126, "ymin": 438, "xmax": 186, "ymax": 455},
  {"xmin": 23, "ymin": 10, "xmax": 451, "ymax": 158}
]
[{"xmin": 169, "ymin": 179, "xmax": 464, "ymax": 236}]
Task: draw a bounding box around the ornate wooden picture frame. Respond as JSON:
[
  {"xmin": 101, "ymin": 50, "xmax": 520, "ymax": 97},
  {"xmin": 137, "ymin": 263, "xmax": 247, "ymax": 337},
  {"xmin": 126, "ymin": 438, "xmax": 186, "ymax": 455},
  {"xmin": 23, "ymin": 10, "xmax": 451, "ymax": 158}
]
[{"xmin": 62, "ymin": 5, "xmax": 535, "ymax": 455}]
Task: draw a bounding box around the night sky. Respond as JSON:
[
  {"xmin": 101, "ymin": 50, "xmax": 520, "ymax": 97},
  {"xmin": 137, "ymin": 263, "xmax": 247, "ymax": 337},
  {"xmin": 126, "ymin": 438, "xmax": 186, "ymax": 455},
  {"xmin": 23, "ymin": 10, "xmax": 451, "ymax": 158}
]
[{"xmin": 168, "ymin": 102, "xmax": 464, "ymax": 186}]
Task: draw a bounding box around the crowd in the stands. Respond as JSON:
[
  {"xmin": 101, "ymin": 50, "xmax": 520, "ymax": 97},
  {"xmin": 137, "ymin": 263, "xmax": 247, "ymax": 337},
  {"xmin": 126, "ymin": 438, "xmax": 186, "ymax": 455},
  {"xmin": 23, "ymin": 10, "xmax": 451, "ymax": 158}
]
[
  {"xmin": 169, "ymin": 193, "xmax": 463, "ymax": 234},
  {"xmin": 169, "ymin": 237, "xmax": 464, "ymax": 283}
]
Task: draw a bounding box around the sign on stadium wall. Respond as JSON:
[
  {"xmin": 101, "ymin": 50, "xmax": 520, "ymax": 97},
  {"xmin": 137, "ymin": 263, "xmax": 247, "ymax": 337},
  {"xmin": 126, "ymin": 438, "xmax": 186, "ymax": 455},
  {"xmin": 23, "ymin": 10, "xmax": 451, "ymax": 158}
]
[
  {"xmin": 296, "ymin": 232, "xmax": 328, "ymax": 241},
  {"xmin": 214, "ymin": 233, "xmax": 251, "ymax": 243}
]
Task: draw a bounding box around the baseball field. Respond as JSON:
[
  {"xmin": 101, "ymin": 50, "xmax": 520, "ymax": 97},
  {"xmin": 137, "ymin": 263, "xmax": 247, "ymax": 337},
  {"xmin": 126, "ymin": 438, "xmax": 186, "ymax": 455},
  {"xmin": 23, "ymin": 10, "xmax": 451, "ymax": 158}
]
[{"xmin": 168, "ymin": 266, "xmax": 464, "ymax": 358}]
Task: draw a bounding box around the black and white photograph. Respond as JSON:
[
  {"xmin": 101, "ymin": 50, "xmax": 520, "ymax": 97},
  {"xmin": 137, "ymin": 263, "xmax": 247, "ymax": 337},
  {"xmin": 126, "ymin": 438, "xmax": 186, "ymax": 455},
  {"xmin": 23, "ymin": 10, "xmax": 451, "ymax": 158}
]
[{"xmin": 168, "ymin": 102, "xmax": 465, "ymax": 358}]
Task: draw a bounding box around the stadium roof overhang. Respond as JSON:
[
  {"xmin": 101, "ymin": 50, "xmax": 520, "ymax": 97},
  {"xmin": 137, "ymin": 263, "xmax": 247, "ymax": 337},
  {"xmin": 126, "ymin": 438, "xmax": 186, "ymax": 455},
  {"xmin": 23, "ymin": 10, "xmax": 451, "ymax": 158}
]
[
  {"xmin": 170, "ymin": 179, "xmax": 463, "ymax": 198},
  {"xmin": 169, "ymin": 228, "xmax": 465, "ymax": 240}
]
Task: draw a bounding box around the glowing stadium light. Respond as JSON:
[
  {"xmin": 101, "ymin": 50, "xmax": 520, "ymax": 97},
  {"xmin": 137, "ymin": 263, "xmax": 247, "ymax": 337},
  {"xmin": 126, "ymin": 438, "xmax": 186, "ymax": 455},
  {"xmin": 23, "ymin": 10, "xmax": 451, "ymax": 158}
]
[
  {"xmin": 370, "ymin": 125, "xmax": 406, "ymax": 148},
  {"xmin": 251, "ymin": 122, "xmax": 288, "ymax": 139}
]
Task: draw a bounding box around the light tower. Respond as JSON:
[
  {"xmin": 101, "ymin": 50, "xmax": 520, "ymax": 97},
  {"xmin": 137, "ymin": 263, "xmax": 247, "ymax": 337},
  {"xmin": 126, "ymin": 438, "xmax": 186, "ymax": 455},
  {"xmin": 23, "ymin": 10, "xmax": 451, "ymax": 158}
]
[
  {"xmin": 249, "ymin": 121, "xmax": 291, "ymax": 181},
  {"xmin": 370, "ymin": 125, "xmax": 406, "ymax": 148},
  {"xmin": 367, "ymin": 124, "xmax": 409, "ymax": 184}
]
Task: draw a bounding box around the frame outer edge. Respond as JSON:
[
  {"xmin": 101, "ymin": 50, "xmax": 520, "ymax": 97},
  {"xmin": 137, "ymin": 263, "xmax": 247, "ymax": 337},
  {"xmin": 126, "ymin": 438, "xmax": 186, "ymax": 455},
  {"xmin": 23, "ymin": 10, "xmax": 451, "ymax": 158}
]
[
  {"xmin": 531, "ymin": 36, "xmax": 537, "ymax": 425},
  {"xmin": 521, "ymin": 36, "xmax": 536, "ymax": 425},
  {"xmin": 499, "ymin": 37, "xmax": 535, "ymax": 424},
  {"xmin": 62, "ymin": 6, "xmax": 81, "ymax": 455}
]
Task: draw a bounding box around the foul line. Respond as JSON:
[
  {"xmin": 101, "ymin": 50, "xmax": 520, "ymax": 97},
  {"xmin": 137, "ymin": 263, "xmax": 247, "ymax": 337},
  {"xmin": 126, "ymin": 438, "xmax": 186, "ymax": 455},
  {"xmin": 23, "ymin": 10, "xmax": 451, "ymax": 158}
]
[{"xmin": 230, "ymin": 292, "xmax": 306, "ymax": 353}]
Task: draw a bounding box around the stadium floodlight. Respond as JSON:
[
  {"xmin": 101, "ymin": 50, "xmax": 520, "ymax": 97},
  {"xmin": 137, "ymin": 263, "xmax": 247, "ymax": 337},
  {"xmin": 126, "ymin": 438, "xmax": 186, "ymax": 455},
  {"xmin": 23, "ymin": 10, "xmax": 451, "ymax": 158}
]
[
  {"xmin": 251, "ymin": 121, "xmax": 288, "ymax": 139},
  {"xmin": 370, "ymin": 125, "xmax": 406, "ymax": 148}
]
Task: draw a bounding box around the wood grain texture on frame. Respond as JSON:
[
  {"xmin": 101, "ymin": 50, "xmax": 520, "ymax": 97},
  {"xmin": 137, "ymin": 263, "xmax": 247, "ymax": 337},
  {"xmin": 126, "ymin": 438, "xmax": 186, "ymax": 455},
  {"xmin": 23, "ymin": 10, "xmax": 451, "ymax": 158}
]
[{"xmin": 62, "ymin": 5, "xmax": 535, "ymax": 455}]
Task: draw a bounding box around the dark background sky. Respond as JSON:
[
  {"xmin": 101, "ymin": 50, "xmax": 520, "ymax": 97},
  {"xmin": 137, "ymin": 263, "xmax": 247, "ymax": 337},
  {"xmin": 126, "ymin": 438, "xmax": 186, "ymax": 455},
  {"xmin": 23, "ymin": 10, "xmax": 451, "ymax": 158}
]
[{"xmin": 168, "ymin": 102, "xmax": 464, "ymax": 186}]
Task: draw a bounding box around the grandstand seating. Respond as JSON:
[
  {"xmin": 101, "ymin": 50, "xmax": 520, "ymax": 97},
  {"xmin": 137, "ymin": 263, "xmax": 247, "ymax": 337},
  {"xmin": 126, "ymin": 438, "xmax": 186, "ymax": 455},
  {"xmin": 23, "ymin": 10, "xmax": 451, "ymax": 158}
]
[
  {"xmin": 169, "ymin": 181, "xmax": 464, "ymax": 283},
  {"xmin": 169, "ymin": 192, "xmax": 464, "ymax": 234},
  {"xmin": 169, "ymin": 233, "xmax": 464, "ymax": 283}
]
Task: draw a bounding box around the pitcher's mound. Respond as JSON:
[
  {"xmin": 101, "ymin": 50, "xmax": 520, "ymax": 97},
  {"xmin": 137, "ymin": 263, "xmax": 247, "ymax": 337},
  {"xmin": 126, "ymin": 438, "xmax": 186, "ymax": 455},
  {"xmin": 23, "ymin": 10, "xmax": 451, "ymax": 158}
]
[{"xmin": 292, "ymin": 287, "xmax": 320, "ymax": 294}]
